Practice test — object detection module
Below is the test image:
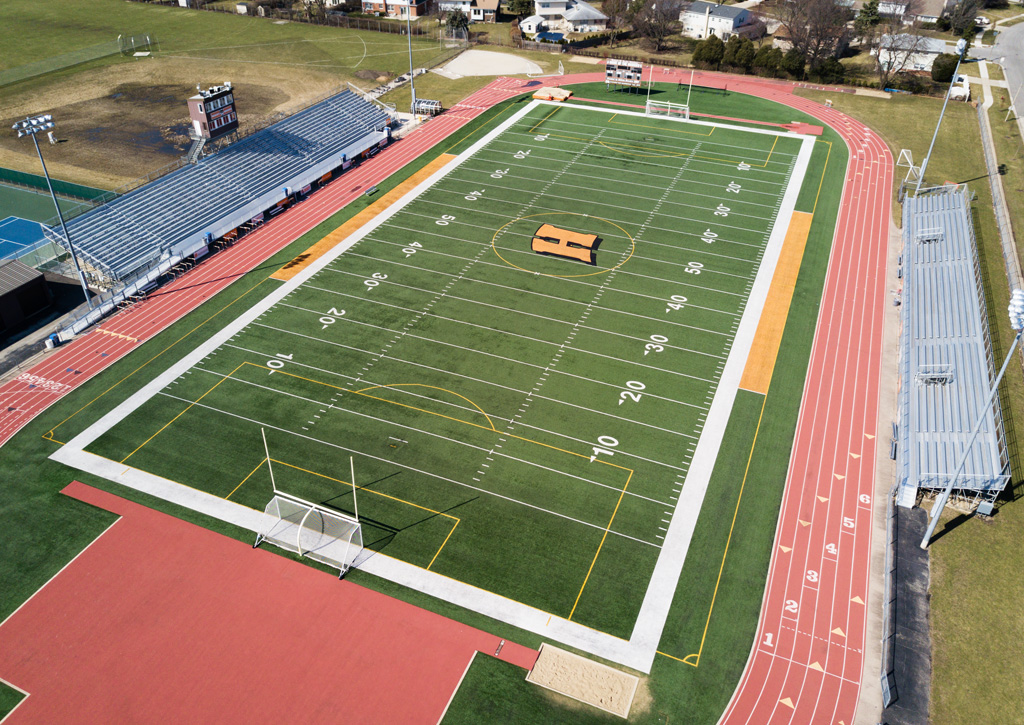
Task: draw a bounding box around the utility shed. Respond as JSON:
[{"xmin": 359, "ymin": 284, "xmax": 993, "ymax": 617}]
[
  {"xmin": 897, "ymin": 186, "xmax": 1010, "ymax": 508},
  {"xmin": 0, "ymin": 259, "xmax": 52, "ymax": 335}
]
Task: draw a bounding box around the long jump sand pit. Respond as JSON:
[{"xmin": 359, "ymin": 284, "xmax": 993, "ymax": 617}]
[
  {"xmin": 526, "ymin": 643, "xmax": 640, "ymax": 718},
  {"xmin": 442, "ymin": 49, "xmax": 542, "ymax": 77}
]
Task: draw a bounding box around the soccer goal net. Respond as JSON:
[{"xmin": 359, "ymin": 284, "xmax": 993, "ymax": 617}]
[
  {"xmin": 255, "ymin": 493, "xmax": 363, "ymax": 577},
  {"xmin": 645, "ymin": 100, "xmax": 690, "ymax": 121}
]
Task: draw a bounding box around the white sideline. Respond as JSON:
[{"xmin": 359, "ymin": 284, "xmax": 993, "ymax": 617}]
[{"xmin": 52, "ymin": 100, "xmax": 816, "ymax": 673}]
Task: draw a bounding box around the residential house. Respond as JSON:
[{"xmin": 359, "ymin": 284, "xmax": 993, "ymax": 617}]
[
  {"xmin": 519, "ymin": 14, "xmax": 546, "ymax": 34},
  {"xmin": 561, "ymin": 0, "xmax": 607, "ymax": 32},
  {"xmin": 874, "ymin": 33, "xmax": 946, "ymax": 71},
  {"xmin": 361, "ymin": 0, "xmax": 430, "ymax": 18},
  {"xmin": 436, "ymin": 0, "xmax": 498, "ymax": 21},
  {"xmin": 680, "ymin": 1, "xmax": 751, "ymax": 40}
]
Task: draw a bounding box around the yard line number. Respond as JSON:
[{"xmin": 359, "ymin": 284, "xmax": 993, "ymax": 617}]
[
  {"xmin": 644, "ymin": 334, "xmax": 668, "ymax": 356},
  {"xmin": 266, "ymin": 352, "xmax": 293, "ymax": 370},
  {"xmin": 364, "ymin": 272, "xmax": 387, "ymax": 290},
  {"xmin": 665, "ymin": 294, "xmax": 687, "ymax": 314},
  {"xmin": 618, "ymin": 380, "xmax": 645, "ymax": 405},
  {"xmin": 590, "ymin": 435, "xmax": 619, "ymax": 462},
  {"xmin": 318, "ymin": 307, "xmax": 346, "ymax": 329}
]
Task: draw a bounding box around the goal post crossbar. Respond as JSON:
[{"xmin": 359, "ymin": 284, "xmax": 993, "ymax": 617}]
[
  {"xmin": 645, "ymin": 99, "xmax": 690, "ymax": 121},
  {"xmin": 255, "ymin": 492, "xmax": 363, "ymax": 577}
]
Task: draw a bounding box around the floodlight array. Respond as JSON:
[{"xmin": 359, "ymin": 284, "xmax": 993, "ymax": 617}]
[{"xmin": 12, "ymin": 114, "xmax": 55, "ymax": 138}]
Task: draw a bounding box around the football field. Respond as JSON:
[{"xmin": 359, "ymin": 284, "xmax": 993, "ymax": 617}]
[{"xmin": 55, "ymin": 100, "xmax": 815, "ymax": 669}]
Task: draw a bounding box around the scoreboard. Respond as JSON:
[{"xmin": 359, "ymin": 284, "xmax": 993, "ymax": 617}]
[
  {"xmin": 605, "ymin": 59, "xmax": 644, "ymax": 88},
  {"xmin": 187, "ymin": 83, "xmax": 239, "ymax": 140}
]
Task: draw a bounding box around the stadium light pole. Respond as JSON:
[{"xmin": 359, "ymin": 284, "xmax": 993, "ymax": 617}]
[
  {"xmin": 920, "ymin": 288, "xmax": 1024, "ymax": 549},
  {"xmin": 406, "ymin": 7, "xmax": 417, "ymax": 116},
  {"xmin": 12, "ymin": 114, "xmax": 93, "ymax": 309},
  {"xmin": 915, "ymin": 38, "xmax": 968, "ymax": 194}
]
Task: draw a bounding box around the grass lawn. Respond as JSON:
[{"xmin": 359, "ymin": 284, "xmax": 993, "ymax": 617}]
[
  {"xmin": 988, "ymin": 99, "xmax": 1024, "ymax": 254},
  {"xmin": 795, "ymin": 87, "xmax": 1024, "ymax": 725},
  {"xmin": 0, "ymin": 0, "xmax": 452, "ymax": 187},
  {"xmin": 2, "ymin": 82, "xmax": 846, "ymax": 725}
]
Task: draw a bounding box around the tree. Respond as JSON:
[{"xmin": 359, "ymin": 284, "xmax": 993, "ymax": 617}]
[
  {"xmin": 632, "ymin": 0, "xmax": 682, "ymax": 52},
  {"xmin": 854, "ymin": 0, "xmax": 881, "ymax": 43},
  {"xmin": 776, "ymin": 0, "xmax": 852, "ymax": 69},
  {"xmin": 814, "ymin": 57, "xmax": 846, "ymax": 83},
  {"xmin": 948, "ymin": 0, "xmax": 980, "ymax": 36},
  {"xmin": 722, "ymin": 35, "xmax": 742, "ymax": 66},
  {"xmin": 752, "ymin": 45, "xmax": 783, "ymax": 76},
  {"xmin": 931, "ymin": 52, "xmax": 960, "ymax": 82},
  {"xmin": 602, "ymin": 0, "xmax": 635, "ymax": 43},
  {"xmin": 446, "ymin": 8, "xmax": 469, "ymax": 32},
  {"xmin": 781, "ymin": 48, "xmax": 806, "ymax": 78},
  {"xmin": 870, "ymin": 1, "xmax": 930, "ymax": 88},
  {"xmin": 693, "ymin": 34, "xmax": 725, "ymax": 67},
  {"xmin": 734, "ymin": 37, "xmax": 756, "ymax": 69},
  {"xmin": 506, "ymin": 0, "xmax": 534, "ymax": 18}
]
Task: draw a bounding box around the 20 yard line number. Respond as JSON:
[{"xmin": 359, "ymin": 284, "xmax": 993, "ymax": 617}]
[{"xmin": 617, "ymin": 380, "xmax": 645, "ymax": 405}]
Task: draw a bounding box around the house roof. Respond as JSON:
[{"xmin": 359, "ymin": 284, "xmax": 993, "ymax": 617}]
[
  {"xmin": 914, "ymin": 0, "xmax": 948, "ymax": 18},
  {"xmin": 880, "ymin": 33, "xmax": 946, "ymax": 53},
  {"xmin": 521, "ymin": 13, "xmax": 544, "ymax": 23},
  {"xmin": 0, "ymin": 259, "xmax": 43, "ymax": 297},
  {"xmin": 563, "ymin": 0, "xmax": 607, "ymax": 21},
  {"xmin": 475, "ymin": 0, "xmax": 499, "ymax": 10},
  {"xmin": 684, "ymin": 1, "xmax": 747, "ymax": 19}
]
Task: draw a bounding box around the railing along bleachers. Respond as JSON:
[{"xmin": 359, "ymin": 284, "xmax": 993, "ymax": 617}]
[{"xmin": 47, "ymin": 91, "xmax": 390, "ymax": 284}]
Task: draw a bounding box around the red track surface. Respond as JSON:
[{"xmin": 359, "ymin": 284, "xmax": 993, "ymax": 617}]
[
  {"xmin": 0, "ymin": 71, "xmax": 890, "ymax": 722},
  {"xmin": 0, "ymin": 482, "xmax": 537, "ymax": 723}
]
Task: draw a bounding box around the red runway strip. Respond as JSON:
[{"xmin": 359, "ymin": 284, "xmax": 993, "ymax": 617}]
[
  {"xmin": 0, "ymin": 481, "xmax": 537, "ymax": 723},
  {"xmin": 0, "ymin": 81, "xmax": 521, "ymax": 448}
]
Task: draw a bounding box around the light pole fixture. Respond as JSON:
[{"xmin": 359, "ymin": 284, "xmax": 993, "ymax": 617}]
[
  {"xmin": 920, "ymin": 288, "xmax": 1024, "ymax": 548},
  {"xmin": 12, "ymin": 114, "xmax": 93, "ymax": 309},
  {"xmin": 915, "ymin": 37, "xmax": 968, "ymax": 195}
]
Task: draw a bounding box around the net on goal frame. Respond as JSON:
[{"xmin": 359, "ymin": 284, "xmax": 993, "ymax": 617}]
[
  {"xmin": 254, "ymin": 492, "xmax": 363, "ymax": 578},
  {"xmin": 645, "ymin": 99, "xmax": 690, "ymax": 121}
]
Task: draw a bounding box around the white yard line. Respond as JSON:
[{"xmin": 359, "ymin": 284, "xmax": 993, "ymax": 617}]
[{"xmin": 52, "ymin": 100, "xmax": 817, "ymax": 673}]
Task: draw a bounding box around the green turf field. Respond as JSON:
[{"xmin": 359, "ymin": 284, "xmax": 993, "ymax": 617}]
[{"xmin": 79, "ymin": 101, "xmax": 808, "ymax": 643}]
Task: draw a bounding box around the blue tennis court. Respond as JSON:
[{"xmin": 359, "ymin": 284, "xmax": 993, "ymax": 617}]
[{"xmin": 0, "ymin": 216, "xmax": 47, "ymax": 260}]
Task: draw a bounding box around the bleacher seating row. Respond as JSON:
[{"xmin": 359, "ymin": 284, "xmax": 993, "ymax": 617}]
[{"xmin": 48, "ymin": 91, "xmax": 390, "ymax": 283}]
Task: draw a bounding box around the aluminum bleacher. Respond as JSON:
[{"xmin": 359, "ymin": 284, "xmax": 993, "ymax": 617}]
[
  {"xmin": 896, "ymin": 185, "xmax": 1010, "ymax": 509},
  {"xmin": 46, "ymin": 90, "xmax": 391, "ymax": 285}
]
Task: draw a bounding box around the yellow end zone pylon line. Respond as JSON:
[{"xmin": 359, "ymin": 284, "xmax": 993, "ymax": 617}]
[{"xmin": 122, "ymin": 361, "xmax": 635, "ymax": 583}]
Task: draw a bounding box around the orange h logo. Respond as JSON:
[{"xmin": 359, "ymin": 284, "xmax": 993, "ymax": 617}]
[{"xmin": 531, "ymin": 224, "xmax": 599, "ymax": 265}]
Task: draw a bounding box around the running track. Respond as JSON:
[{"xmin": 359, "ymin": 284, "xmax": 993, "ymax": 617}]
[{"xmin": 0, "ymin": 70, "xmax": 890, "ymax": 723}]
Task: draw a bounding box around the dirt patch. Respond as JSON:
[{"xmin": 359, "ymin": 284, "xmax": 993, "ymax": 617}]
[
  {"xmin": 354, "ymin": 68, "xmax": 392, "ymax": 83},
  {"xmin": 0, "ymin": 57, "xmax": 340, "ymax": 189},
  {"xmin": 526, "ymin": 644, "xmax": 639, "ymax": 719}
]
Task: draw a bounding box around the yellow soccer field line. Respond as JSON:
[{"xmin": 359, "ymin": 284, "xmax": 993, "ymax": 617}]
[
  {"xmin": 120, "ymin": 362, "xmax": 246, "ymax": 464},
  {"xmin": 268, "ymin": 458, "xmax": 460, "ymax": 570},
  {"xmin": 607, "ymin": 114, "xmax": 715, "ymax": 137},
  {"xmin": 739, "ymin": 211, "xmax": 814, "ymax": 395},
  {"xmin": 567, "ymin": 469, "xmax": 633, "ymax": 622},
  {"xmin": 271, "ymin": 154, "xmax": 457, "ymax": 282},
  {"xmin": 679, "ymin": 396, "xmax": 767, "ymax": 668},
  {"xmin": 226, "ymin": 458, "xmax": 267, "ymax": 500},
  {"xmin": 812, "ymin": 140, "xmax": 833, "ymax": 215},
  {"xmin": 529, "ymin": 106, "xmax": 562, "ymax": 134},
  {"xmin": 354, "ymin": 382, "xmax": 499, "ymax": 431}
]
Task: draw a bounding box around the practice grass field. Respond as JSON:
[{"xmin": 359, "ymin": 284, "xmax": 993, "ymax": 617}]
[{"xmin": 81, "ymin": 102, "xmax": 807, "ymax": 640}]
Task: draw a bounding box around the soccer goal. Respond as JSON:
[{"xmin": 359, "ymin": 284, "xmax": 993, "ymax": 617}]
[
  {"xmin": 645, "ymin": 100, "xmax": 690, "ymax": 121},
  {"xmin": 254, "ymin": 493, "xmax": 363, "ymax": 577}
]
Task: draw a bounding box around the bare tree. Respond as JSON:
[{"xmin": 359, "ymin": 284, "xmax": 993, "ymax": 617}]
[
  {"xmin": 632, "ymin": 0, "xmax": 683, "ymax": 52},
  {"xmin": 871, "ymin": 5, "xmax": 930, "ymax": 88},
  {"xmin": 603, "ymin": 0, "xmax": 634, "ymax": 44},
  {"xmin": 775, "ymin": 0, "xmax": 852, "ymax": 69}
]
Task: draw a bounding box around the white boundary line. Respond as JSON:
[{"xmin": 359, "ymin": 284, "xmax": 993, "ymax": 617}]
[
  {"xmin": 436, "ymin": 650, "xmax": 477, "ymax": 725},
  {"xmin": 51, "ymin": 101, "xmax": 815, "ymax": 673}
]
